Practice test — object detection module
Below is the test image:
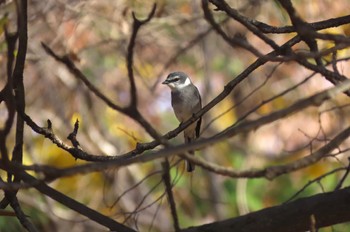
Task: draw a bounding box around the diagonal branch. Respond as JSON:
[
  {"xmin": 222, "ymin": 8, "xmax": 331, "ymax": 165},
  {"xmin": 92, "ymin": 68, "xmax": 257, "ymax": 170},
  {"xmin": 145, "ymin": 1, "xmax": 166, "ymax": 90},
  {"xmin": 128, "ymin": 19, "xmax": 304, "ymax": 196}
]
[
  {"xmin": 202, "ymin": 0, "xmax": 263, "ymax": 57},
  {"xmin": 182, "ymin": 186, "xmax": 350, "ymax": 232},
  {"xmin": 41, "ymin": 43, "xmax": 125, "ymax": 113},
  {"xmin": 277, "ymin": 0, "xmax": 323, "ymax": 66},
  {"xmin": 208, "ymin": 0, "xmax": 281, "ymax": 51},
  {"xmin": 18, "ymin": 171, "xmax": 136, "ymax": 232},
  {"xmin": 181, "ymin": 125, "xmax": 350, "ymax": 180},
  {"xmin": 252, "ymin": 15, "xmax": 350, "ymax": 34}
]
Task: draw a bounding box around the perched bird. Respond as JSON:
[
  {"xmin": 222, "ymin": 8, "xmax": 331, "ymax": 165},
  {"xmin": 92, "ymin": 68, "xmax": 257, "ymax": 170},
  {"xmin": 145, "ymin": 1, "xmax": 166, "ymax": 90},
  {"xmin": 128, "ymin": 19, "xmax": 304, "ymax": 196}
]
[{"xmin": 162, "ymin": 72, "xmax": 202, "ymax": 172}]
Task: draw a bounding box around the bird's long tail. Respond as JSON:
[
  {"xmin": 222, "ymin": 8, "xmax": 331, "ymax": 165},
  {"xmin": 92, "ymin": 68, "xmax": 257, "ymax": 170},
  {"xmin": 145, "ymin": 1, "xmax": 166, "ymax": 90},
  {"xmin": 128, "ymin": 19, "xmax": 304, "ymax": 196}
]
[{"xmin": 185, "ymin": 136, "xmax": 195, "ymax": 172}]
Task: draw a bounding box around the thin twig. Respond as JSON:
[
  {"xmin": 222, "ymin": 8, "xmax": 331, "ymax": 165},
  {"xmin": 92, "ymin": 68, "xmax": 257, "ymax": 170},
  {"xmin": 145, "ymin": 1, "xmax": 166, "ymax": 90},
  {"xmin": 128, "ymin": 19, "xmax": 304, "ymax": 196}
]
[
  {"xmin": 334, "ymin": 157, "xmax": 350, "ymax": 190},
  {"xmin": 284, "ymin": 167, "xmax": 345, "ymax": 204},
  {"xmin": 67, "ymin": 119, "xmax": 81, "ymax": 149},
  {"xmin": 107, "ymin": 170, "xmax": 163, "ymax": 209},
  {"xmin": 41, "ymin": 43, "xmax": 125, "ymax": 113}
]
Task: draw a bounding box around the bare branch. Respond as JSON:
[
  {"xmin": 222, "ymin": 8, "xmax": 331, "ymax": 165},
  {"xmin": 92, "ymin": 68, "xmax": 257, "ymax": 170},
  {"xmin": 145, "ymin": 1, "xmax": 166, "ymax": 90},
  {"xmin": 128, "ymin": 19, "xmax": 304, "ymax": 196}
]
[
  {"xmin": 67, "ymin": 119, "xmax": 81, "ymax": 149},
  {"xmin": 208, "ymin": 0, "xmax": 281, "ymax": 51},
  {"xmin": 183, "ymin": 186, "xmax": 350, "ymax": 232},
  {"xmin": 11, "ymin": 0, "xmax": 28, "ymax": 180},
  {"xmin": 252, "ymin": 15, "xmax": 350, "ymax": 34},
  {"xmin": 201, "ymin": 0, "xmax": 263, "ymax": 57},
  {"xmin": 127, "ymin": 3, "xmax": 156, "ymax": 107},
  {"xmin": 334, "ymin": 157, "xmax": 350, "ymax": 190},
  {"xmin": 18, "ymin": 171, "xmax": 136, "ymax": 232},
  {"xmin": 41, "ymin": 43, "xmax": 125, "ymax": 113},
  {"xmin": 180, "ymin": 125, "xmax": 350, "ymax": 180},
  {"xmin": 285, "ymin": 167, "xmax": 346, "ymax": 203},
  {"xmin": 162, "ymin": 159, "xmax": 180, "ymax": 232}
]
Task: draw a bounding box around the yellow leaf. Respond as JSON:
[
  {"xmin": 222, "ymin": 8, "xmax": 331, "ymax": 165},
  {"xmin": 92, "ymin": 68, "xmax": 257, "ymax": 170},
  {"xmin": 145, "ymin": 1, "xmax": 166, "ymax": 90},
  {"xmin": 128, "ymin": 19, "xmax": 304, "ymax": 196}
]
[
  {"xmin": 305, "ymin": 162, "xmax": 327, "ymax": 178},
  {"xmin": 210, "ymin": 98, "xmax": 236, "ymax": 131},
  {"xmin": 71, "ymin": 112, "xmax": 82, "ymax": 126}
]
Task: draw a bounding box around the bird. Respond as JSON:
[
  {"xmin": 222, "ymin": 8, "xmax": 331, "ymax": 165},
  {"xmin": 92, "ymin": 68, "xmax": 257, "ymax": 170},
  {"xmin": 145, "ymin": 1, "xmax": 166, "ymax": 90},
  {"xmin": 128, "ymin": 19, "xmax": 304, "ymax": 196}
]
[{"xmin": 162, "ymin": 71, "xmax": 202, "ymax": 172}]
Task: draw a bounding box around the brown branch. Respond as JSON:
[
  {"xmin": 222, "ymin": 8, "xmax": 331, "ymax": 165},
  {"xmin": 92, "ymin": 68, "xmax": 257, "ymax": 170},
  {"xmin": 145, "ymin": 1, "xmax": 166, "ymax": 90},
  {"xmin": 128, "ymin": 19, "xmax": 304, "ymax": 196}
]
[
  {"xmin": 277, "ymin": 0, "xmax": 323, "ymax": 66},
  {"xmin": 181, "ymin": 125, "xmax": 350, "ymax": 180},
  {"xmin": 182, "ymin": 186, "xmax": 350, "ymax": 232},
  {"xmin": 11, "ymin": 0, "xmax": 27, "ymax": 176},
  {"xmin": 216, "ymin": 77, "xmax": 350, "ymax": 144},
  {"xmin": 0, "ymin": 18, "xmax": 19, "ymax": 211},
  {"xmin": 67, "ymin": 119, "xmax": 81, "ymax": 149},
  {"xmin": 231, "ymin": 71, "xmax": 314, "ymax": 127},
  {"xmin": 0, "ymin": 23, "xmax": 17, "ymax": 164},
  {"xmin": 1, "ymin": 0, "xmax": 28, "ymax": 212},
  {"xmin": 208, "ymin": 0, "xmax": 280, "ymax": 51},
  {"xmin": 277, "ymin": 3, "xmax": 349, "ymax": 89},
  {"xmin": 252, "ymin": 15, "xmax": 350, "ymax": 34},
  {"xmin": 108, "ymin": 169, "xmax": 163, "ymax": 209},
  {"xmin": 17, "ymin": 171, "xmax": 136, "ymax": 232},
  {"xmin": 0, "ymin": 176, "xmax": 40, "ymax": 191},
  {"xmin": 126, "ymin": 3, "xmax": 156, "ymax": 107},
  {"xmin": 295, "ymin": 56, "xmax": 349, "ymax": 90},
  {"xmin": 208, "ymin": 0, "xmax": 350, "ymax": 92},
  {"xmin": 162, "ymin": 159, "xmax": 180, "ymax": 232},
  {"xmin": 41, "ymin": 43, "xmax": 125, "ymax": 113},
  {"xmin": 334, "ymin": 157, "xmax": 350, "ymax": 190},
  {"xmin": 41, "ymin": 6, "xmax": 163, "ymax": 144},
  {"xmin": 202, "ymin": 0, "xmax": 263, "ymax": 57},
  {"xmin": 111, "ymin": 2, "xmax": 163, "ymax": 143},
  {"xmin": 285, "ymin": 167, "xmax": 346, "ymax": 203}
]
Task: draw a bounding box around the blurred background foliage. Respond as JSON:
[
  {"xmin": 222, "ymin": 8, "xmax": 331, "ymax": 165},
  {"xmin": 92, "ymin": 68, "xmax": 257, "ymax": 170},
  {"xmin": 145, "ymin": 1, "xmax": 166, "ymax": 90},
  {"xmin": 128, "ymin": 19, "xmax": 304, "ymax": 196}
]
[{"xmin": 1, "ymin": 0, "xmax": 350, "ymax": 231}]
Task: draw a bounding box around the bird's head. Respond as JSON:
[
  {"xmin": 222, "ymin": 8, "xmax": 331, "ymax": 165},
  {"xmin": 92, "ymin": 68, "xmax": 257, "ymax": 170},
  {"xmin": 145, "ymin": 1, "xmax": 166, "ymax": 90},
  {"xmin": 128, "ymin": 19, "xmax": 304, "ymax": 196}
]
[{"xmin": 162, "ymin": 72, "xmax": 192, "ymax": 90}]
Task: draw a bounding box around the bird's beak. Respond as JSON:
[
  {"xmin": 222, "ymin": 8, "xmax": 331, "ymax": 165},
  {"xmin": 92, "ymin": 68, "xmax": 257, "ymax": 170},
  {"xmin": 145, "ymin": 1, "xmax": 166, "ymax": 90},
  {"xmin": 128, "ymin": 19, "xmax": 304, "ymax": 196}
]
[{"xmin": 162, "ymin": 80, "xmax": 169, "ymax": 85}]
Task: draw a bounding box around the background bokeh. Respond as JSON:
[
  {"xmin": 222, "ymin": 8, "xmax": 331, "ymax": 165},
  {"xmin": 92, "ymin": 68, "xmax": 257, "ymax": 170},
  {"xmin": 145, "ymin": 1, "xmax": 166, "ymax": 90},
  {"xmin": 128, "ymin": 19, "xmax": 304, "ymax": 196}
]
[{"xmin": 1, "ymin": 0, "xmax": 350, "ymax": 231}]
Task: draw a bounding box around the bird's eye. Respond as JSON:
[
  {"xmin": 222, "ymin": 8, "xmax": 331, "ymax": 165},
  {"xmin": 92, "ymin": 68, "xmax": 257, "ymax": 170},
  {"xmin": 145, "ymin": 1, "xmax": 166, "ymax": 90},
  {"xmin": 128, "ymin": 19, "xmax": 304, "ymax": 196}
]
[{"xmin": 167, "ymin": 77, "xmax": 179, "ymax": 83}]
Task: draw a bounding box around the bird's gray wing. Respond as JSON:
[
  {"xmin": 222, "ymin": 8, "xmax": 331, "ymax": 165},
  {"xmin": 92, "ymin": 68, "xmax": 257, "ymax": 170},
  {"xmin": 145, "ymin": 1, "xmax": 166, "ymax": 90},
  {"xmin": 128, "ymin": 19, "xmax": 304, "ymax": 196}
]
[{"xmin": 194, "ymin": 85, "xmax": 202, "ymax": 138}]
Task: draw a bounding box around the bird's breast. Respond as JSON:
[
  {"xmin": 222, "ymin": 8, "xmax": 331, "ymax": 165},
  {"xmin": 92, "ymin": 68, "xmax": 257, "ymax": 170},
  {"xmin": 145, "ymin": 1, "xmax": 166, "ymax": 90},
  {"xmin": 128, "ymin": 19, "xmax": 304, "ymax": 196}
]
[{"xmin": 171, "ymin": 89, "xmax": 201, "ymax": 122}]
